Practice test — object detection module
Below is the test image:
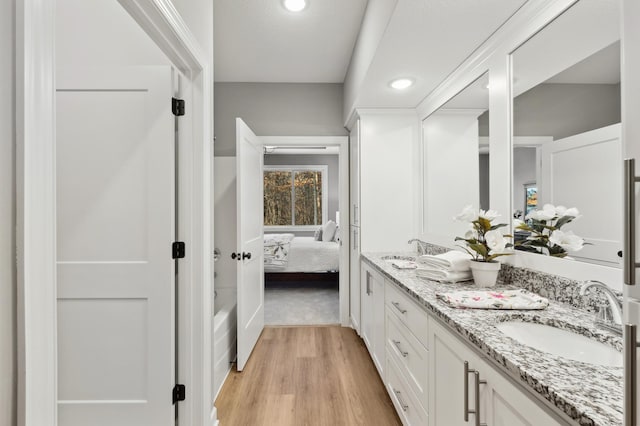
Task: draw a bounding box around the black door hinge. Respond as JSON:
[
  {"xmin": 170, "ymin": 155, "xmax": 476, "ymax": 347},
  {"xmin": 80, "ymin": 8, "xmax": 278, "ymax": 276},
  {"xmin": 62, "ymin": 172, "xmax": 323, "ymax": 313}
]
[
  {"xmin": 172, "ymin": 97, "xmax": 185, "ymax": 116},
  {"xmin": 173, "ymin": 384, "xmax": 186, "ymax": 404},
  {"xmin": 172, "ymin": 241, "xmax": 186, "ymax": 259}
]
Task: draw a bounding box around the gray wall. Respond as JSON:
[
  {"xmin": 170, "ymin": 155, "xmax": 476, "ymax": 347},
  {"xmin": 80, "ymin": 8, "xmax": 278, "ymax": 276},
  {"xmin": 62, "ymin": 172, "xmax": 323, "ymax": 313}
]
[
  {"xmin": 264, "ymin": 154, "xmax": 340, "ymax": 237},
  {"xmin": 479, "ymin": 83, "xmax": 620, "ymax": 138},
  {"xmin": 0, "ymin": 0, "xmax": 16, "ymax": 424},
  {"xmin": 514, "ymin": 83, "xmax": 620, "ymax": 139},
  {"xmin": 214, "ymin": 83, "xmax": 347, "ymax": 156}
]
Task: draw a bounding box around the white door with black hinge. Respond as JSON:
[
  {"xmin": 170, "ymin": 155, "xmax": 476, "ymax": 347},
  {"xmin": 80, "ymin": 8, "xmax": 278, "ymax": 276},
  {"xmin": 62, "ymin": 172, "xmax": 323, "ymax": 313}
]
[
  {"xmin": 56, "ymin": 66, "xmax": 176, "ymax": 426},
  {"xmin": 235, "ymin": 118, "xmax": 265, "ymax": 371}
]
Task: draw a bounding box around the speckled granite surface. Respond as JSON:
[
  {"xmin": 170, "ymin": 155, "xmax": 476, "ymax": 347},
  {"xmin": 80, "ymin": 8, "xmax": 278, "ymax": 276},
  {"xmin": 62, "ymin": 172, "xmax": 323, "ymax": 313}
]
[
  {"xmin": 414, "ymin": 240, "xmax": 622, "ymax": 313},
  {"xmin": 363, "ymin": 252, "xmax": 623, "ymax": 426}
]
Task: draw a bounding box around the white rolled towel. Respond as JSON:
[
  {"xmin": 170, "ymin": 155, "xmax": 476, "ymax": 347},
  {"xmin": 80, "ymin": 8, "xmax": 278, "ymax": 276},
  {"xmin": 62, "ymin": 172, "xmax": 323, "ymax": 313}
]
[
  {"xmin": 415, "ymin": 267, "xmax": 472, "ymax": 283},
  {"xmin": 417, "ymin": 251, "xmax": 472, "ymax": 272}
]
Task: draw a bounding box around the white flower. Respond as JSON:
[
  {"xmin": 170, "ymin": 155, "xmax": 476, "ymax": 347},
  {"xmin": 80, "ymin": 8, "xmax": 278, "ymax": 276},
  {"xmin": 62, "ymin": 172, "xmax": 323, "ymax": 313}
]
[
  {"xmin": 563, "ymin": 207, "xmax": 580, "ymax": 218},
  {"xmin": 554, "ymin": 205, "xmax": 567, "ymax": 216},
  {"xmin": 485, "ymin": 230, "xmax": 507, "ymax": 254},
  {"xmin": 454, "ymin": 205, "xmax": 477, "ymax": 222},
  {"xmin": 549, "ymin": 230, "xmax": 584, "ymax": 252},
  {"xmin": 513, "ymin": 218, "xmax": 525, "ymax": 229},
  {"xmin": 464, "ymin": 226, "xmax": 478, "ymax": 240},
  {"xmin": 526, "ymin": 204, "xmax": 556, "ymax": 221},
  {"xmin": 479, "ymin": 209, "xmax": 500, "ymax": 221}
]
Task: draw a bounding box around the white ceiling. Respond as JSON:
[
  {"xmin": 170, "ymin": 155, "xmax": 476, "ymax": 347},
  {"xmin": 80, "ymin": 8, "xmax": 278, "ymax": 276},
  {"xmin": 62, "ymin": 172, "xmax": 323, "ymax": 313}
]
[
  {"xmin": 353, "ymin": 0, "xmax": 528, "ymax": 108},
  {"xmin": 512, "ymin": 0, "xmax": 620, "ymax": 97},
  {"xmin": 214, "ymin": 0, "xmax": 368, "ymax": 82},
  {"xmin": 546, "ymin": 41, "xmax": 620, "ymax": 85},
  {"xmin": 213, "ymin": 0, "xmax": 532, "ymax": 112}
]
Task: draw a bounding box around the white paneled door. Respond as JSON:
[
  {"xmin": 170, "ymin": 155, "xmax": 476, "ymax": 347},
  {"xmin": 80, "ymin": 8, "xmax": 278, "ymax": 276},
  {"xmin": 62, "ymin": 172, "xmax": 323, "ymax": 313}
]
[
  {"xmin": 235, "ymin": 118, "xmax": 265, "ymax": 371},
  {"xmin": 540, "ymin": 124, "xmax": 622, "ymax": 266},
  {"xmin": 56, "ymin": 67, "xmax": 176, "ymax": 425}
]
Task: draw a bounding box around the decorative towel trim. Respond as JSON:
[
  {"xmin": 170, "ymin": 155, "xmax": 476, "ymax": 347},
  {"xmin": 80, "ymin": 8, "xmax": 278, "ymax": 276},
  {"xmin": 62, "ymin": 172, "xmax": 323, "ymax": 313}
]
[
  {"xmin": 391, "ymin": 260, "xmax": 418, "ymax": 269},
  {"xmin": 436, "ymin": 289, "xmax": 549, "ymax": 310}
]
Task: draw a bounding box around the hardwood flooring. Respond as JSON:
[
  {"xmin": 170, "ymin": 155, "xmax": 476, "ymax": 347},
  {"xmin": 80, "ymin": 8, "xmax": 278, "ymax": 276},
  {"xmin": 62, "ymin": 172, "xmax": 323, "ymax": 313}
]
[{"xmin": 215, "ymin": 326, "xmax": 402, "ymax": 426}]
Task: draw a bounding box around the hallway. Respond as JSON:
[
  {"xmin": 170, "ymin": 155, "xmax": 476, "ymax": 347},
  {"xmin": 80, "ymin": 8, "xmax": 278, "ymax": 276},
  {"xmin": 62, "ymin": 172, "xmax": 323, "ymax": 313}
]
[{"xmin": 215, "ymin": 326, "xmax": 401, "ymax": 425}]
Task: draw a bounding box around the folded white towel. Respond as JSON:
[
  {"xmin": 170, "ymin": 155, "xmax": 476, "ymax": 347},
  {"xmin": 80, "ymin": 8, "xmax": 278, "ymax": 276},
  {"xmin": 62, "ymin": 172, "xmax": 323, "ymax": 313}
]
[
  {"xmin": 436, "ymin": 289, "xmax": 549, "ymax": 310},
  {"xmin": 390, "ymin": 260, "xmax": 418, "ymax": 270},
  {"xmin": 417, "ymin": 251, "xmax": 472, "ymax": 272},
  {"xmin": 415, "ymin": 267, "xmax": 472, "ymax": 283}
]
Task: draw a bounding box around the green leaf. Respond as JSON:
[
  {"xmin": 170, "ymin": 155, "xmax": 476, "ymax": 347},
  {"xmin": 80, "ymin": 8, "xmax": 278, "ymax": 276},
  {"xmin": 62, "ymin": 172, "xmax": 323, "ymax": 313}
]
[
  {"xmin": 551, "ymin": 252, "xmax": 568, "ymax": 258},
  {"xmin": 522, "ymin": 239, "xmax": 549, "ymax": 248},
  {"xmin": 477, "ymin": 217, "xmax": 492, "ymax": 232},
  {"xmin": 555, "ymin": 215, "xmax": 575, "ymax": 229},
  {"xmin": 489, "ymin": 223, "xmax": 508, "ymax": 231},
  {"xmin": 469, "ymin": 243, "xmax": 487, "ymax": 257},
  {"xmin": 487, "ymin": 252, "xmax": 513, "ymax": 261}
]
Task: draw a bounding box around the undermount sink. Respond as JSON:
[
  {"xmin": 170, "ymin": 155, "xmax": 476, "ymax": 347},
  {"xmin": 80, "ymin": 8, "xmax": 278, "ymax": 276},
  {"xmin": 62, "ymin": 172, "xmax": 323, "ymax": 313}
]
[
  {"xmin": 495, "ymin": 321, "xmax": 622, "ymax": 367},
  {"xmin": 381, "ymin": 255, "xmax": 416, "ymax": 262}
]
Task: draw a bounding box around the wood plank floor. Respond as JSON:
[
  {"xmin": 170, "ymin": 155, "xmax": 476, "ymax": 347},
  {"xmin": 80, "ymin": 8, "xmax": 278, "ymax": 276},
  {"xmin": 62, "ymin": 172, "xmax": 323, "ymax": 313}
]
[{"xmin": 215, "ymin": 326, "xmax": 402, "ymax": 426}]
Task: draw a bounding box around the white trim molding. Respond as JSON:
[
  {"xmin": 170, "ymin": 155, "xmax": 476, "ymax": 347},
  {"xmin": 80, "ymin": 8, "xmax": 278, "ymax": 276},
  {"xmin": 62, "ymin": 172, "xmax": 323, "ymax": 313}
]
[
  {"xmin": 260, "ymin": 135, "xmax": 350, "ymax": 326},
  {"xmin": 17, "ymin": 1, "xmax": 213, "ymax": 425},
  {"xmin": 16, "ymin": 0, "xmax": 58, "ymax": 424}
]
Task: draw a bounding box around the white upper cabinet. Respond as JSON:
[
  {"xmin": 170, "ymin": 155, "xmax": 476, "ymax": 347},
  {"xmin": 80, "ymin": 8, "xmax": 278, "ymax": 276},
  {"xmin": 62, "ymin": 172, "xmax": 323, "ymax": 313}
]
[{"xmin": 356, "ymin": 110, "xmax": 418, "ymax": 253}]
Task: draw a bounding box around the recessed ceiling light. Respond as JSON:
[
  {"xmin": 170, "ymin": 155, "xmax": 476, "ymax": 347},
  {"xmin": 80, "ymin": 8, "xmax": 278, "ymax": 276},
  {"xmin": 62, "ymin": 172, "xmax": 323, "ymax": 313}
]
[
  {"xmin": 283, "ymin": 0, "xmax": 307, "ymax": 12},
  {"xmin": 390, "ymin": 78, "xmax": 414, "ymax": 90}
]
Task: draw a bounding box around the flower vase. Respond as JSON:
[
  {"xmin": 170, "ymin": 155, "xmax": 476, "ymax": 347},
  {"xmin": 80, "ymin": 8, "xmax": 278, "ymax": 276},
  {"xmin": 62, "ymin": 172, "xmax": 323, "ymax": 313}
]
[{"xmin": 469, "ymin": 260, "xmax": 501, "ymax": 287}]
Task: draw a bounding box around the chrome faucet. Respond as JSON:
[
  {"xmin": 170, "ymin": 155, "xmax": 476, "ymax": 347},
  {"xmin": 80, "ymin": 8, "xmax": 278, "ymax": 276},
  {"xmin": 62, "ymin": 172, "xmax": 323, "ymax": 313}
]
[
  {"xmin": 578, "ymin": 280, "xmax": 623, "ymax": 336},
  {"xmin": 408, "ymin": 238, "xmax": 427, "ymax": 256}
]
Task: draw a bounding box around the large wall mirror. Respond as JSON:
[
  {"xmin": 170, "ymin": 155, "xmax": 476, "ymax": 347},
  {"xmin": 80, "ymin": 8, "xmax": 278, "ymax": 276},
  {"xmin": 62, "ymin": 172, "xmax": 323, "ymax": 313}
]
[
  {"xmin": 423, "ymin": 72, "xmax": 490, "ymax": 241},
  {"xmin": 511, "ymin": 0, "xmax": 621, "ymax": 267}
]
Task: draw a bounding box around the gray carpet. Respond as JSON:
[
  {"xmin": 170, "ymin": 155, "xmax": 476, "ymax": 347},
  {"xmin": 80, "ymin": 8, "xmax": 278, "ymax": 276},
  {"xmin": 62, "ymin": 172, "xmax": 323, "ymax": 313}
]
[{"xmin": 264, "ymin": 282, "xmax": 339, "ymax": 325}]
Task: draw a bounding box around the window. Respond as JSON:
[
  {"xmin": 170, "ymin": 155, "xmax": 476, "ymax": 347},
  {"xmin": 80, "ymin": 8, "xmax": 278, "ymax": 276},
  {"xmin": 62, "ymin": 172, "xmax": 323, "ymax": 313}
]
[{"xmin": 264, "ymin": 165, "xmax": 328, "ymax": 229}]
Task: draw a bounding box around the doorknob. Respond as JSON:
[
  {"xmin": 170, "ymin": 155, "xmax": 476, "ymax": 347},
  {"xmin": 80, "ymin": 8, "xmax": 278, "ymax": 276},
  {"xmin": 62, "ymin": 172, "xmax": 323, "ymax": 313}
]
[
  {"xmin": 231, "ymin": 252, "xmax": 241, "ymax": 261},
  {"xmin": 242, "ymin": 252, "xmax": 252, "ymax": 260}
]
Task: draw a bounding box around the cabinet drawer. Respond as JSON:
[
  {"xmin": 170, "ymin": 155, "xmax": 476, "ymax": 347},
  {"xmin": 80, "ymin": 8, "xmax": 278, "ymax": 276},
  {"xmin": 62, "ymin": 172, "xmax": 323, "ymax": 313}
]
[
  {"xmin": 386, "ymin": 308, "xmax": 428, "ymax": 411},
  {"xmin": 386, "ymin": 349, "xmax": 429, "ymax": 426},
  {"xmin": 385, "ymin": 281, "xmax": 429, "ymax": 346}
]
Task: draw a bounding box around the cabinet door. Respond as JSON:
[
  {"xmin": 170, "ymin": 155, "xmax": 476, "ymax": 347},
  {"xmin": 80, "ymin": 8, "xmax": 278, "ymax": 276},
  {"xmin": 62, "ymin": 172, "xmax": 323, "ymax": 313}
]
[
  {"xmin": 430, "ymin": 321, "xmax": 486, "ymax": 426},
  {"xmin": 483, "ymin": 360, "xmax": 562, "ymax": 426},
  {"xmin": 360, "ymin": 263, "xmax": 373, "ymax": 352},
  {"xmin": 350, "ymin": 228, "xmax": 361, "ymax": 333},
  {"xmin": 349, "ymin": 119, "xmax": 360, "ymax": 226}
]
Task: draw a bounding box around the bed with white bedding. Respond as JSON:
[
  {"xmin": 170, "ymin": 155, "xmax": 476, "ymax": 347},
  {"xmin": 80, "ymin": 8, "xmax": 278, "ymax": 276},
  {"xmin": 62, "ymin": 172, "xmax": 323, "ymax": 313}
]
[{"xmin": 264, "ymin": 233, "xmax": 340, "ymax": 273}]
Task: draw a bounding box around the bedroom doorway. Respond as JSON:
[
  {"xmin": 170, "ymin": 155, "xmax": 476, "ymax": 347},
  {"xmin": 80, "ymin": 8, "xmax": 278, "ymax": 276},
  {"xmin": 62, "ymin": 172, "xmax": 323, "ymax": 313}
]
[{"xmin": 261, "ymin": 136, "xmax": 349, "ymax": 326}]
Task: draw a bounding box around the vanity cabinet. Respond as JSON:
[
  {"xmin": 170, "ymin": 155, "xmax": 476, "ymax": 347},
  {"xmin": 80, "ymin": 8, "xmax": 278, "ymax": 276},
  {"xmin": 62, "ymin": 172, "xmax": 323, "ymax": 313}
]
[
  {"xmin": 384, "ymin": 279, "xmax": 430, "ymax": 424},
  {"xmin": 361, "ymin": 261, "xmax": 385, "ymax": 377},
  {"xmin": 429, "ymin": 320, "xmax": 563, "ymax": 426}
]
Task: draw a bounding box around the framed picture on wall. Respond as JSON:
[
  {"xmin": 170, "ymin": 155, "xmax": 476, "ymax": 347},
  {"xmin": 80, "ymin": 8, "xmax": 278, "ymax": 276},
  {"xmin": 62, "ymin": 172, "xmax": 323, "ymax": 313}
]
[{"xmin": 524, "ymin": 183, "xmax": 537, "ymax": 217}]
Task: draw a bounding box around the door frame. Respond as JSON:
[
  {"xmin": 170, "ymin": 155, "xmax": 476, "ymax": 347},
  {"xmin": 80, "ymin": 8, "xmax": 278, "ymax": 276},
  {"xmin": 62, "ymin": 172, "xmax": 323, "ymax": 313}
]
[
  {"xmin": 16, "ymin": 1, "xmax": 214, "ymax": 425},
  {"xmin": 261, "ymin": 136, "xmax": 350, "ymax": 326}
]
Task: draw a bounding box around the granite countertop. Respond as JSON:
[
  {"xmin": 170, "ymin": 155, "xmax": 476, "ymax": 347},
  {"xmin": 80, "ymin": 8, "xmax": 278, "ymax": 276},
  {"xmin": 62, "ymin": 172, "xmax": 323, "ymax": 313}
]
[{"xmin": 362, "ymin": 252, "xmax": 623, "ymax": 426}]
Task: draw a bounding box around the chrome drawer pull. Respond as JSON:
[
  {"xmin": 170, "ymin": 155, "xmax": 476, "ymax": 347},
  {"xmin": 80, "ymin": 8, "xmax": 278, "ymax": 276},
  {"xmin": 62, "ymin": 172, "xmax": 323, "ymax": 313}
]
[
  {"xmin": 391, "ymin": 301, "xmax": 407, "ymax": 314},
  {"xmin": 392, "ymin": 339, "xmax": 408, "ymax": 357},
  {"xmin": 624, "ymin": 159, "xmax": 640, "ymax": 286},
  {"xmin": 393, "ymin": 389, "xmax": 409, "ymax": 412},
  {"xmin": 464, "ymin": 361, "xmax": 487, "ymax": 426},
  {"xmin": 625, "ymin": 324, "xmax": 640, "ymax": 426}
]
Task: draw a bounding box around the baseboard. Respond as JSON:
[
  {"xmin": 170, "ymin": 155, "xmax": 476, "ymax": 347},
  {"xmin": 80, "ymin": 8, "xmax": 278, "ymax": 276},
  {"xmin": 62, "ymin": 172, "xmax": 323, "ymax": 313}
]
[
  {"xmin": 210, "ymin": 406, "xmax": 219, "ymax": 426},
  {"xmin": 350, "ymin": 315, "xmax": 360, "ymax": 336}
]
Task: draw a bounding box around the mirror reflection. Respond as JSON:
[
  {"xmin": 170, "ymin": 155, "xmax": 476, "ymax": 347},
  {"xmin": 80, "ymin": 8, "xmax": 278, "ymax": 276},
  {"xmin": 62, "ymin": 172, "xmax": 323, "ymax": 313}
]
[
  {"xmin": 511, "ymin": 0, "xmax": 621, "ymax": 266},
  {"xmin": 423, "ymin": 73, "xmax": 490, "ymax": 239}
]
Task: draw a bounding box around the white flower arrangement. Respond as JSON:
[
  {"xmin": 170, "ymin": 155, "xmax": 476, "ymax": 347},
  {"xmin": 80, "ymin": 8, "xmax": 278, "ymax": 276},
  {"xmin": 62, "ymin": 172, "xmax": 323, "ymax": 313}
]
[
  {"xmin": 454, "ymin": 206, "xmax": 513, "ymax": 262},
  {"xmin": 514, "ymin": 203, "xmax": 586, "ymax": 258}
]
